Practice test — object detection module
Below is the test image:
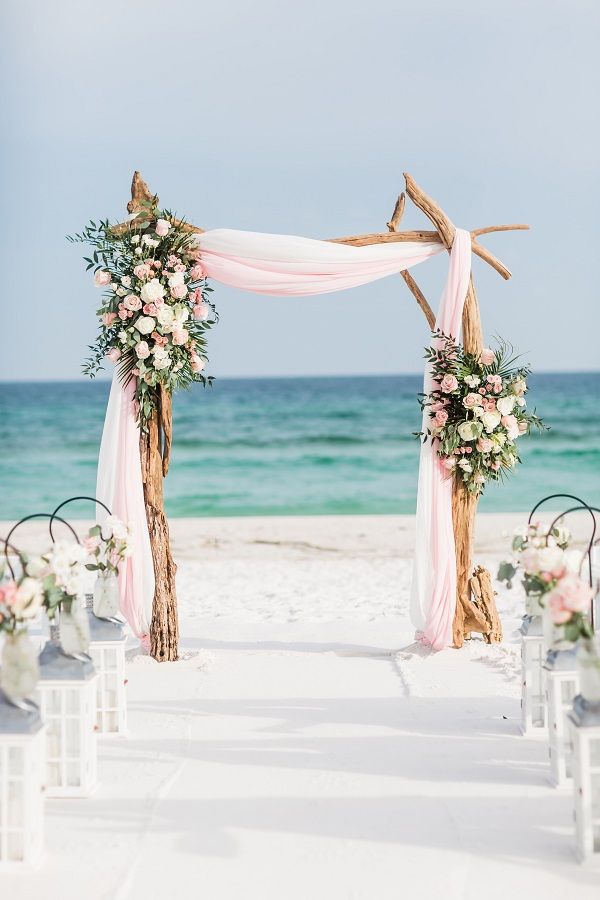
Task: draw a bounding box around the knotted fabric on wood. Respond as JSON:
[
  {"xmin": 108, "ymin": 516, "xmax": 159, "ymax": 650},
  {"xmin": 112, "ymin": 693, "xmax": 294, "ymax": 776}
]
[
  {"xmin": 410, "ymin": 229, "xmax": 472, "ymax": 650},
  {"xmin": 97, "ymin": 228, "xmax": 460, "ymax": 640}
]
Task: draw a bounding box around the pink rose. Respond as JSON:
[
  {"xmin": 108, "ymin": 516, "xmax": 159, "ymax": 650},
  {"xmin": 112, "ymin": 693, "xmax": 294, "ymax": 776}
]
[
  {"xmin": 434, "ymin": 409, "xmax": 448, "ymax": 427},
  {"xmin": 480, "ymin": 348, "xmax": 495, "ymax": 366},
  {"xmin": 155, "ymin": 218, "xmax": 171, "ymax": 237},
  {"xmin": 548, "ymin": 595, "xmax": 572, "ymax": 625},
  {"xmin": 490, "ymin": 461, "xmax": 501, "ymax": 471},
  {"xmin": 107, "ymin": 348, "xmax": 121, "ymax": 363},
  {"xmin": 482, "ymin": 398, "xmax": 496, "ymax": 412},
  {"xmin": 102, "ymin": 312, "xmax": 117, "ymax": 326},
  {"xmin": 134, "ymin": 263, "xmax": 152, "ymax": 280},
  {"xmin": 487, "ymin": 374, "xmax": 502, "ymax": 394},
  {"xmin": 463, "ymin": 392, "xmax": 482, "ymax": 409},
  {"xmin": 151, "ymin": 260, "xmax": 162, "ymax": 269},
  {"xmin": 143, "ymin": 303, "xmax": 158, "ymax": 316},
  {"xmin": 172, "ymin": 328, "xmax": 189, "ymax": 346},
  {"xmin": 193, "ymin": 303, "xmax": 210, "ymax": 321},
  {"xmin": 0, "ymin": 581, "xmax": 18, "ymax": 606},
  {"xmin": 135, "ymin": 341, "xmax": 150, "ymax": 359},
  {"xmin": 477, "ymin": 438, "xmax": 494, "ymax": 453},
  {"xmin": 191, "ymin": 355, "xmax": 206, "ymax": 374},
  {"xmin": 118, "ymin": 305, "xmax": 129, "ymax": 321},
  {"xmin": 124, "ymin": 294, "xmax": 142, "ymax": 311},
  {"xmin": 94, "ymin": 270, "xmax": 111, "ymax": 287},
  {"xmin": 190, "ymin": 263, "xmax": 205, "ymax": 280},
  {"xmin": 170, "ymin": 284, "xmax": 187, "ymax": 300},
  {"xmin": 83, "ymin": 535, "xmax": 100, "ymax": 553},
  {"xmin": 440, "ymin": 374, "xmax": 458, "ymax": 393},
  {"xmin": 549, "ymin": 574, "xmax": 593, "ymax": 614},
  {"xmin": 501, "ymin": 414, "xmax": 519, "ymax": 439}
]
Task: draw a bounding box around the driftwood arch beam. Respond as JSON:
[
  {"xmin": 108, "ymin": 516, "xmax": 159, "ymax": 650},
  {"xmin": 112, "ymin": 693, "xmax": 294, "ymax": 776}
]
[{"xmin": 118, "ymin": 171, "xmax": 528, "ymax": 660}]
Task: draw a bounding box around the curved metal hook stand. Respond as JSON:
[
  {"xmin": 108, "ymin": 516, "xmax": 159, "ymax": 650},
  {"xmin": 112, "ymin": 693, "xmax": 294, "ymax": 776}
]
[
  {"xmin": 3, "ymin": 513, "xmax": 80, "ymax": 580},
  {"xmin": 49, "ymin": 495, "xmax": 112, "ymax": 543},
  {"xmin": 528, "ymin": 493, "xmax": 593, "ymax": 526}
]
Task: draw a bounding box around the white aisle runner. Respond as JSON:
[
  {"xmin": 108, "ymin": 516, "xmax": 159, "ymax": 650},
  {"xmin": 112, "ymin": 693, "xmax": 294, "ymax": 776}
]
[{"xmin": 6, "ymin": 516, "xmax": 597, "ymax": 900}]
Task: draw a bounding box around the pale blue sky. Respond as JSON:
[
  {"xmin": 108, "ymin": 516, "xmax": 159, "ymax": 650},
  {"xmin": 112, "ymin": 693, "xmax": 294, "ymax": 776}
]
[{"xmin": 1, "ymin": 0, "xmax": 598, "ymax": 380}]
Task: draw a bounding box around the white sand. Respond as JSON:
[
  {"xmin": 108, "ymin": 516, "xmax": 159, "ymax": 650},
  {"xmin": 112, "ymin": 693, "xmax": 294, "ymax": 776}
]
[{"xmin": 3, "ymin": 513, "xmax": 599, "ymax": 898}]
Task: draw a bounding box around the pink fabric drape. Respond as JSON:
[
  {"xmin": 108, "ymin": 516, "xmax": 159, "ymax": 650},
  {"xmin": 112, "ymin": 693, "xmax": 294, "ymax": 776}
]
[
  {"xmin": 96, "ymin": 375, "xmax": 154, "ymax": 639},
  {"xmin": 196, "ymin": 229, "xmax": 444, "ymax": 295},
  {"xmin": 410, "ymin": 229, "xmax": 472, "ymax": 650},
  {"xmin": 96, "ymin": 227, "xmax": 467, "ymax": 641}
]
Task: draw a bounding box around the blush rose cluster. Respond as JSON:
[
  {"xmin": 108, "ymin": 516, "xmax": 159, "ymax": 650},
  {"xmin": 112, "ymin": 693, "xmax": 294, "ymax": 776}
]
[
  {"xmin": 69, "ymin": 207, "xmax": 217, "ymax": 427},
  {"xmin": 498, "ymin": 520, "xmax": 594, "ymax": 646},
  {"xmin": 418, "ymin": 331, "xmax": 545, "ymax": 493}
]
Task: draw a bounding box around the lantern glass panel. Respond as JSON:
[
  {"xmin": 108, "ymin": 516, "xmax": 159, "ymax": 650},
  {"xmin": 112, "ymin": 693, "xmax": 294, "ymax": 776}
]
[
  {"xmin": 66, "ymin": 763, "xmax": 80, "ymax": 787},
  {"xmin": 8, "ymin": 782, "xmax": 23, "ymax": 826},
  {"xmin": 590, "ymin": 739, "xmax": 600, "ymax": 768},
  {"xmin": 561, "ymin": 680, "xmax": 577, "ymax": 704},
  {"xmin": 65, "ymin": 719, "xmax": 80, "ymax": 754},
  {"xmin": 47, "ymin": 761, "xmax": 60, "ymax": 785},
  {"xmin": 47, "ymin": 690, "xmax": 61, "ymax": 714},
  {"xmin": 592, "ymin": 774, "xmax": 600, "ymax": 808},
  {"xmin": 46, "ymin": 720, "xmax": 60, "ymax": 758},
  {"xmin": 7, "ymin": 833, "xmax": 24, "ymax": 862},
  {"xmin": 594, "ymin": 827, "xmax": 600, "ymax": 854},
  {"xmin": 66, "ymin": 689, "xmax": 80, "ymax": 715},
  {"xmin": 8, "ymin": 746, "xmax": 24, "ymax": 774}
]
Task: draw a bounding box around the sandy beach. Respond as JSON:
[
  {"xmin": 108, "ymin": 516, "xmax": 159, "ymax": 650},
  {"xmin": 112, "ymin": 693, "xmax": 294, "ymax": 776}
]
[{"xmin": 2, "ymin": 512, "xmax": 598, "ymax": 899}]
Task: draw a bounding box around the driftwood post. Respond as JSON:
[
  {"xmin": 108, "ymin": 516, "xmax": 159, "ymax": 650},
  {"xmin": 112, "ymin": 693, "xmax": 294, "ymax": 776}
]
[{"xmin": 119, "ymin": 170, "xmax": 526, "ymax": 658}]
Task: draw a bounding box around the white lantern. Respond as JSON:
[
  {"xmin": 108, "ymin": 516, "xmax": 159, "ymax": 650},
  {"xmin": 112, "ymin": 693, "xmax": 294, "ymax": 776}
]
[
  {"xmin": 35, "ymin": 633, "xmax": 97, "ymax": 798},
  {"xmin": 544, "ymin": 647, "xmax": 579, "ymax": 788},
  {"xmin": 569, "ymin": 695, "xmax": 600, "ymax": 862},
  {"xmin": 85, "ymin": 595, "xmax": 127, "ymax": 736},
  {"xmin": 520, "ymin": 614, "xmax": 547, "ymax": 735},
  {"xmin": 0, "ymin": 690, "xmax": 45, "ymax": 868}
]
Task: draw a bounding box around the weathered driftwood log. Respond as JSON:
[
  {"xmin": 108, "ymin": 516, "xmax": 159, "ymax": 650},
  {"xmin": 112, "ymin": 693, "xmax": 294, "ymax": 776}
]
[
  {"xmin": 469, "ymin": 566, "xmax": 503, "ymax": 644},
  {"xmin": 139, "ymin": 386, "xmax": 179, "ymax": 662}
]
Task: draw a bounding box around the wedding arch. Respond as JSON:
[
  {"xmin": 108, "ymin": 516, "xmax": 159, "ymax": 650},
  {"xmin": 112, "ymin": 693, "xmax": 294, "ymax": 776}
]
[{"xmin": 75, "ymin": 171, "xmax": 529, "ymax": 661}]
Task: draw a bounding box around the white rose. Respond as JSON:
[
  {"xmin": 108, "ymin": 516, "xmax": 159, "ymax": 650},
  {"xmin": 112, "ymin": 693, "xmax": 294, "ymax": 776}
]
[
  {"xmin": 173, "ymin": 305, "xmax": 189, "ymax": 325},
  {"xmin": 156, "ymin": 305, "xmax": 174, "ymax": 331},
  {"xmin": 136, "ymin": 316, "xmax": 156, "ymax": 335},
  {"xmin": 121, "ymin": 275, "xmax": 132, "ymax": 287},
  {"xmin": 464, "ymin": 375, "xmax": 481, "ymax": 388},
  {"xmin": 141, "ymin": 278, "xmax": 166, "ymax": 304},
  {"xmin": 516, "ymin": 396, "xmax": 526, "ymax": 407},
  {"xmin": 457, "ymin": 459, "xmax": 472, "ymax": 473},
  {"xmin": 14, "ymin": 577, "xmax": 44, "ymax": 618},
  {"xmin": 472, "ymin": 406, "xmax": 485, "ymax": 418},
  {"xmin": 536, "ymin": 546, "xmax": 564, "ymax": 573},
  {"xmin": 481, "ymin": 410, "xmax": 502, "ymax": 433},
  {"xmin": 457, "ymin": 420, "xmax": 483, "ymax": 442},
  {"xmin": 25, "ymin": 555, "xmax": 46, "ymax": 578},
  {"xmin": 135, "ymin": 247, "xmax": 143, "ymax": 255},
  {"xmin": 168, "ymin": 271, "xmax": 185, "ymax": 288},
  {"xmin": 116, "ymin": 286, "xmax": 127, "ymax": 296},
  {"xmin": 153, "ymin": 354, "xmax": 171, "ymax": 370},
  {"xmin": 496, "ymin": 396, "xmax": 516, "ymax": 416},
  {"xmin": 131, "ymin": 235, "xmax": 140, "ymax": 244},
  {"xmin": 105, "ymin": 515, "xmax": 128, "ymax": 541}
]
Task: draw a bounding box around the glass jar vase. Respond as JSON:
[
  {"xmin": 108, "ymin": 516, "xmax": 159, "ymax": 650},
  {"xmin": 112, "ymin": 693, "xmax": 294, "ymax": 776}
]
[
  {"xmin": 0, "ymin": 631, "xmax": 39, "ymax": 702},
  {"xmin": 93, "ymin": 572, "xmax": 120, "ymax": 619},
  {"xmin": 59, "ymin": 596, "xmax": 91, "ymax": 656}
]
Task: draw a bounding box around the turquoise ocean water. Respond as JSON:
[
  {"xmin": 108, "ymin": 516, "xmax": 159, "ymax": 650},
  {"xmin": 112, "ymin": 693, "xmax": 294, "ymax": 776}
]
[{"xmin": 0, "ymin": 373, "xmax": 598, "ymax": 521}]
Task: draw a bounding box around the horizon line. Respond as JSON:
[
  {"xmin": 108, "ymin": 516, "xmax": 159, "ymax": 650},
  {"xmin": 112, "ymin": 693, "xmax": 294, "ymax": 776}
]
[{"xmin": 1, "ymin": 368, "xmax": 599, "ymax": 385}]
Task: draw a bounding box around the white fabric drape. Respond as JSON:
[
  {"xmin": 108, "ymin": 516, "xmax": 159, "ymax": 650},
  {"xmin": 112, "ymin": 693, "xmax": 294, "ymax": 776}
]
[{"xmin": 410, "ymin": 229, "xmax": 472, "ymax": 650}]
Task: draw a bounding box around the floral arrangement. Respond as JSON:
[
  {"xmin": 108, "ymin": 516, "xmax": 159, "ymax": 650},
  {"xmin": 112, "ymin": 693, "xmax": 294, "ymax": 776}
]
[
  {"xmin": 418, "ymin": 333, "xmax": 545, "ymax": 493},
  {"xmin": 68, "ymin": 200, "xmax": 217, "ymax": 427},
  {"xmin": 24, "ymin": 540, "xmax": 89, "ymax": 620},
  {"xmin": 498, "ymin": 521, "xmax": 594, "ymax": 641},
  {"xmin": 0, "ymin": 569, "xmax": 44, "ymax": 635},
  {"xmin": 84, "ymin": 515, "xmax": 133, "ymax": 577}
]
